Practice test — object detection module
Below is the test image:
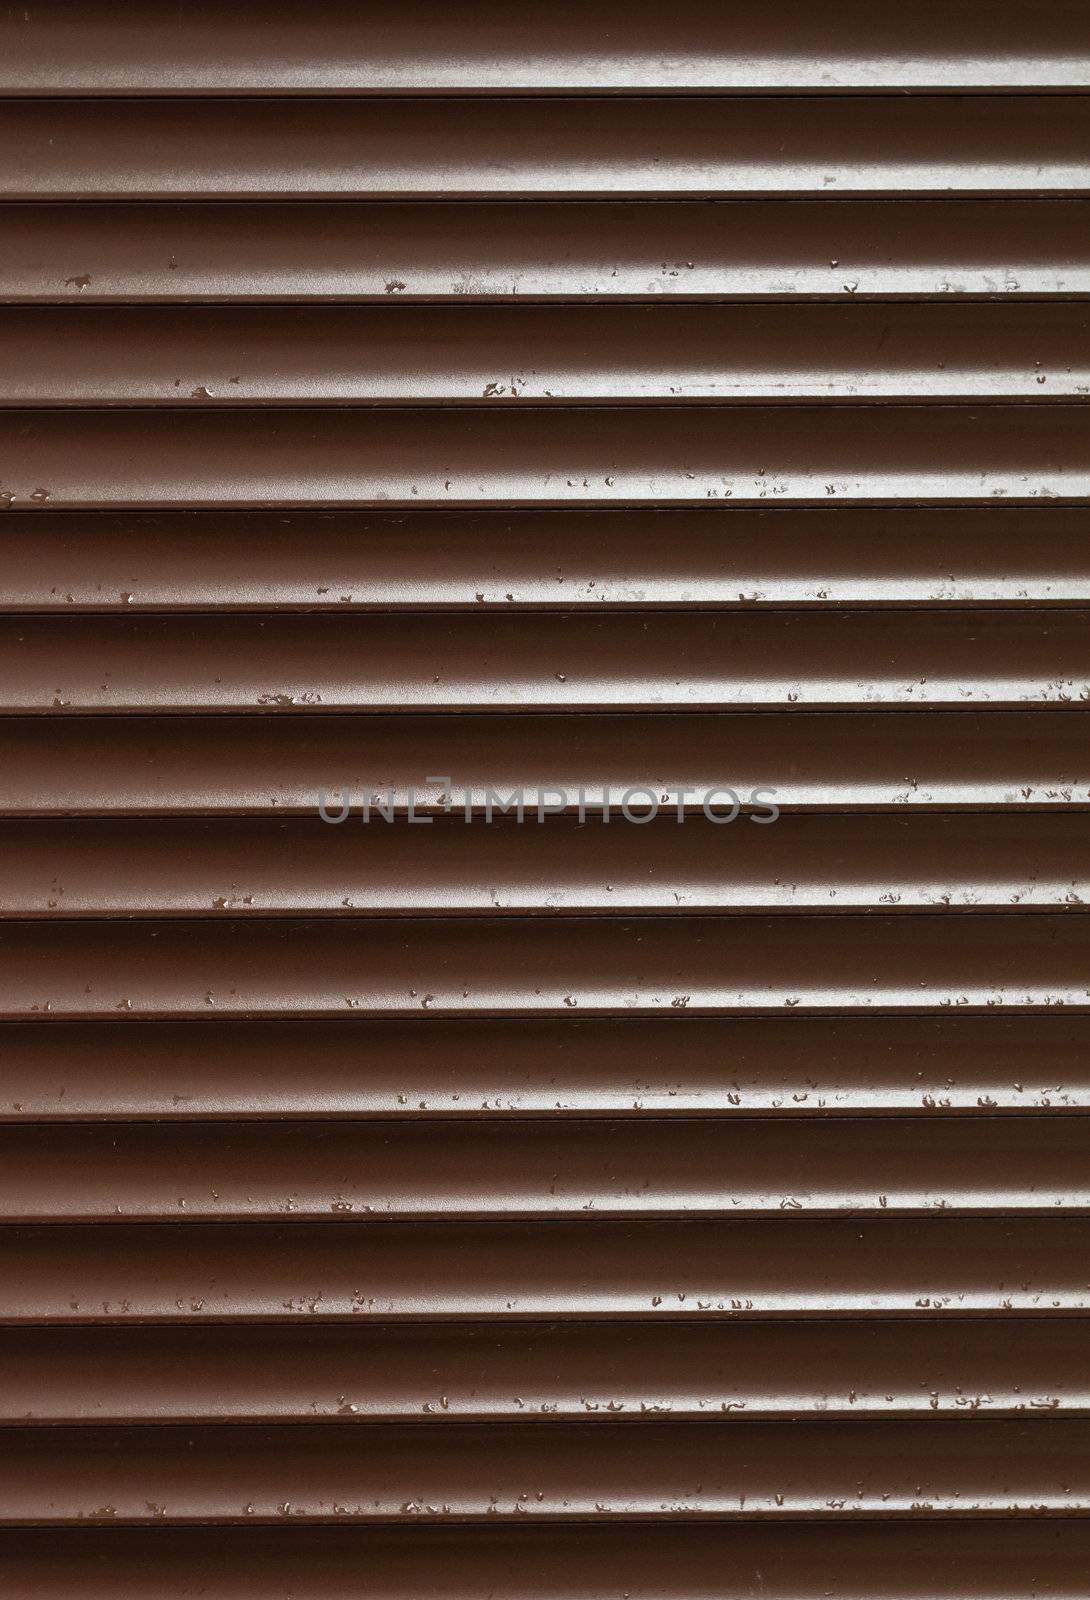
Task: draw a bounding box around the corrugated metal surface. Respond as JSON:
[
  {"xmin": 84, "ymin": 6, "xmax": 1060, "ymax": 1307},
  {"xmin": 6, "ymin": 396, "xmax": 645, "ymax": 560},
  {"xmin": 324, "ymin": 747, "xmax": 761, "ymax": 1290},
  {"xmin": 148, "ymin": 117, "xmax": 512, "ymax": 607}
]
[
  {"xmin": 6, "ymin": 813, "xmax": 1090, "ymax": 915},
  {"xmin": 1, "ymin": 4, "xmax": 1087, "ymax": 1595},
  {"xmin": 6, "ymin": 203, "xmax": 1090, "ymax": 303},
  {"xmin": 11, "ymin": 303, "xmax": 1090, "ymax": 404},
  {"xmin": 2, "ymin": 2, "xmax": 1087, "ymax": 95},
  {"xmin": 5, "ymin": 407, "xmax": 1090, "ymax": 506},
  {"xmin": 3, "ymin": 98, "xmax": 1089, "ymax": 200}
]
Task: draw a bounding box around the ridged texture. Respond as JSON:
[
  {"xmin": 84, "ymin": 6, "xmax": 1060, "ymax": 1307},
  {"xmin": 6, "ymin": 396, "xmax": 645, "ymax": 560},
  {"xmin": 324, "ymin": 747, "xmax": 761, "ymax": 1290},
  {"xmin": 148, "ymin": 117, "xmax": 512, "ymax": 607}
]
[
  {"xmin": 2, "ymin": 1, "xmax": 1087, "ymax": 95},
  {"xmin": 1, "ymin": 1321, "xmax": 1086, "ymax": 1422},
  {"xmin": 6, "ymin": 915, "xmax": 1090, "ymax": 1016},
  {"xmin": 3, "ymin": 712, "xmax": 1088, "ymax": 814},
  {"xmin": 1, "ymin": 3, "xmax": 1088, "ymax": 1595},
  {"xmin": 6, "ymin": 305, "xmax": 1090, "ymax": 404},
  {"xmin": 1, "ymin": 1016, "xmax": 1089, "ymax": 1118},
  {"xmin": 6, "ymin": 611, "xmax": 1090, "ymax": 711},
  {"xmin": 5, "ymin": 203, "xmax": 1090, "ymax": 304},
  {"xmin": 0, "ymin": 814, "xmax": 1089, "ymax": 915},
  {"xmin": 5, "ymin": 406, "xmax": 1090, "ymax": 507},
  {"xmin": 0, "ymin": 1117, "xmax": 1086, "ymax": 1218},
  {"xmin": 2, "ymin": 99, "xmax": 1089, "ymax": 199},
  {"xmin": 4, "ymin": 509, "xmax": 1090, "ymax": 610},
  {"xmin": 3, "ymin": 1218, "xmax": 1089, "ymax": 1320},
  {"xmin": 0, "ymin": 1419, "xmax": 1086, "ymax": 1521}
]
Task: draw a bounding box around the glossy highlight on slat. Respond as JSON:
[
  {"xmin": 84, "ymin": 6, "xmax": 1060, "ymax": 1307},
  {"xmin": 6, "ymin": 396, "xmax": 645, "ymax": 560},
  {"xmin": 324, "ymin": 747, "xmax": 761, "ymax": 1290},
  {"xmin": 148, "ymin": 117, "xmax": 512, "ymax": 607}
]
[
  {"xmin": 2, "ymin": 814, "xmax": 1090, "ymax": 917},
  {"xmin": 1, "ymin": 1217, "xmax": 1087, "ymax": 1321},
  {"xmin": 3, "ymin": 98, "xmax": 1088, "ymax": 201},
  {"xmin": 3, "ymin": 0, "xmax": 1088, "ymax": 94},
  {"xmin": 4, "ymin": 507, "xmax": 1090, "ymax": 611},
  {"xmin": 1, "ymin": 1320, "xmax": 1084, "ymax": 1423},
  {"xmin": 0, "ymin": 1418, "xmax": 1085, "ymax": 1522},
  {"xmin": 1, "ymin": 1014, "xmax": 1087, "ymax": 1120},
  {"xmin": 5, "ymin": 609, "xmax": 1089, "ymax": 713},
  {"xmin": 1, "ymin": 914, "xmax": 1089, "ymax": 1018},
  {"xmin": 0, "ymin": 1117, "xmax": 1083, "ymax": 1221},
  {"xmin": 2, "ymin": 0, "xmax": 1089, "ymax": 1578},
  {"xmin": 2, "ymin": 711, "xmax": 1087, "ymax": 816},
  {"xmin": 4, "ymin": 201, "xmax": 1090, "ymax": 303},
  {"xmin": 3, "ymin": 406, "xmax": 1089, "ymax": 508},
  {"xmin": 4, "ymin": 304, "xmax": 1090, "ymax": 406}
]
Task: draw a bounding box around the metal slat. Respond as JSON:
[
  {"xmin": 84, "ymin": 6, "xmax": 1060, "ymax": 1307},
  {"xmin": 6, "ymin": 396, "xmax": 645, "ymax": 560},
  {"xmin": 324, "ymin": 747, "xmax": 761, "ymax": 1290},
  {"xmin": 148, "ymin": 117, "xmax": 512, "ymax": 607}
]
[
  {"xmin": 3, "ymin": 407, "xmax": 1089, "ymax": 508},
  {"xmin": 3, "ymin": 814, "xmax": 1090, "ymax": 917},
  {"xmin": 0, "ymin": 1523, "xmax": 1086, "ymax": 1600},
  {"xmin": 4, "ymin": 201, "xmax": 1090, "ymax": 303},
  {"xmin": 1, "ymin": 915, "xmax": 1089, "ymax": 1018},
  {"xmin": 2, "ymin": 712, "xmax": 1086, "ymax": 815},
  {"xmin": 6, "ymin": 611, "xmax": 1090, "ymax": 714},
  {"xmin": 2, "ymin": 0, "xmax": 1087, "ymax": 1584},
  {"xmin": 5, "ymin": 508, "xmax": 1090, "ymax": 611},
  {"xmin": 5, "ymin": 304, "xmax": 1090, "ymax": 405},
  {"xmin": 1, "ymin": 1217, "xmax": 1087, "ymax": 1321},
  {"xmin": 0, "ymin": 1523, "xmax": 1081, "ymax": 1600},
  {"xmin": 0, "ymin": 1320, "xmax": 1084, "ymax": 1424},
  {"xmin": 0, "ymin": 1418, "xmax": 1086, "ymax": 1522},
  {"xmin": 2, "ymin": 0, "xmax": 1087, "ymax": 95},
  {"xmin": 3, "ymin": 99, "xmax": 1088, "ymax": 201},
  {"xmin": 0, "ymin": 1118, "xmax": 1084, "ymax": 1221},
  {"xmin": 1, "ymin": 1014, "xmax": 1088, "ymax": 1120}
]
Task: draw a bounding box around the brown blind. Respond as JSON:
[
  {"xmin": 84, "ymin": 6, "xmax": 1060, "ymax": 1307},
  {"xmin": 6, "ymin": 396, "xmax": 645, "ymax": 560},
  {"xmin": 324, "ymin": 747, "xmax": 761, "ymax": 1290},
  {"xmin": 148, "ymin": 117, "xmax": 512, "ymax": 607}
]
[{"xmin": 0, "ymin": 3, "xmax": 1088, "ymax": 1593}]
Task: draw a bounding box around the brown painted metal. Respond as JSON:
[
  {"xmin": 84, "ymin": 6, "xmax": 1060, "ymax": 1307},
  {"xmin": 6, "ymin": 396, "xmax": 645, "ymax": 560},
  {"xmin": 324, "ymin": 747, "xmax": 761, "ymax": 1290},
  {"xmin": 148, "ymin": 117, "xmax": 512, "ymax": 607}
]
[
  {"xmin": 0, "ymin": 1525, "xmax": 1087, "ymax": 1600},
  {"xmin": 2, "ymin": 815, "xmax": 1090, "ymax": 918},
  {"xmin": 1, "ymin": 1218, "xmax": 1087, "ymax": 1321},
  {"xmin": 0, "ymin": 1418, "xmax": 1085, "ymax": 1522},
  {"xmin": 2, "ymin": 711, "xmax": 1087, "ymax": 815},
  {"xmin": 5, "ymin": 611, "xmax": 1089, "ymax": 713},
  {"xmin": 3, "ymin": 0, "xmax": 1089, "ymax": 1582},
  {"xmin": 0, "ymin": 915, "xmax": 1088, "ymax": 1018},
  {"xmin": 1, "ymin": 1015, "xmax": 1087, "ymax": 1120},
  {"xmin": 3, "ymin": 406, "xmax": 1089, "ymax": 508},
  {"xmin": 0, "ymin": 1524, "xmax": 1087, "ymax": 1599},
  {"xmin": 0, "ymin": 1523, "xmax": 1086, "ymax": 1600},
  {"xmin": 0, "ymin": 1320, "xmax": 1084, "ymax": 1424},
  {"xmin": 3, "ymin": 99, "xmax": 1089, "ymax": 201},
  {"xmin": 0, "ymin": 1118, "xmax": 1084, "ymax": 1221},
  {"xmin": 4, "ymin": 305, "xmax": 1090, "ymax": 405},
  {"xmin": 4, "ymin": 202, "xmax": 1090, "ymax": 304},
  {"xmin": 2, "ymin": 1, "xmax": 1087, "ymax": 95},
  {"xmin": 5, "ymin": 509, "xmax": 1090, "ymax": 611}
]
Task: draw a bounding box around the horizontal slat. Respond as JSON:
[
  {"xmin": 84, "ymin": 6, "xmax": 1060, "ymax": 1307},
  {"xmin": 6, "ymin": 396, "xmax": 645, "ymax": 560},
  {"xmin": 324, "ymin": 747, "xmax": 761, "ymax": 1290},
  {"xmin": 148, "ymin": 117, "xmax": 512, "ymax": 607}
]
[
  {"xmin": 2, "ymin": 0, "xmax": 1086, "ymax": 94},
  {"xmin": 0, "ymin": 1419, "xmax": 1084, "ymax": 1522},
  {"xmin": 4, "ymin": 815, "xmax": 1090, "ymax": 916},
  {"xmin": 1, "ymin": 1218, "xmax": 1088, "ymax": 1320},
  {"xmin": 4, "ymin": 305, "xmax": 1090, "ymax": 406},
  {"xmin": 2, "ymin": 711, "xmax": 1087, "ymax": 816},
  {"xmin": 3, "ymin": 1, "xmax": 1084, "ymax": 1581},
  {"xmin": 7, "ymin": 611, "xmax": 1089, "ymax": 714},
  {"xmin": 1, "ymin": 914, "xmax": 1089, "ymax": 1018},
  {"xmin": 1, "ymin": 1014, "xmax": 1087, "ymax": 1119},
  {"xmin": 5, "ymin": 508, "xmax": 1090, "ymax": 611},
  {"xmin": 2, "ymin": 407, "xmax": 1089, "ymax": 508},
  {"xmin": 5, "ymin": 201, "xmax": 1090, "ymax": 303},
  {"xmin": 2, "ymin": 99, "xmax": 1088, "ymax": 201},
  {"xmin": 0, "ymin": 1523, "xmax": 1086, "ymax": 1600},
  {"xmin": 0, "ymin": 1118, "xmax": 1084, "ymax": 1221},
  {"xmin": 1, "ymin": 1320, "xmax": 1084, "ymax": 1423}
]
